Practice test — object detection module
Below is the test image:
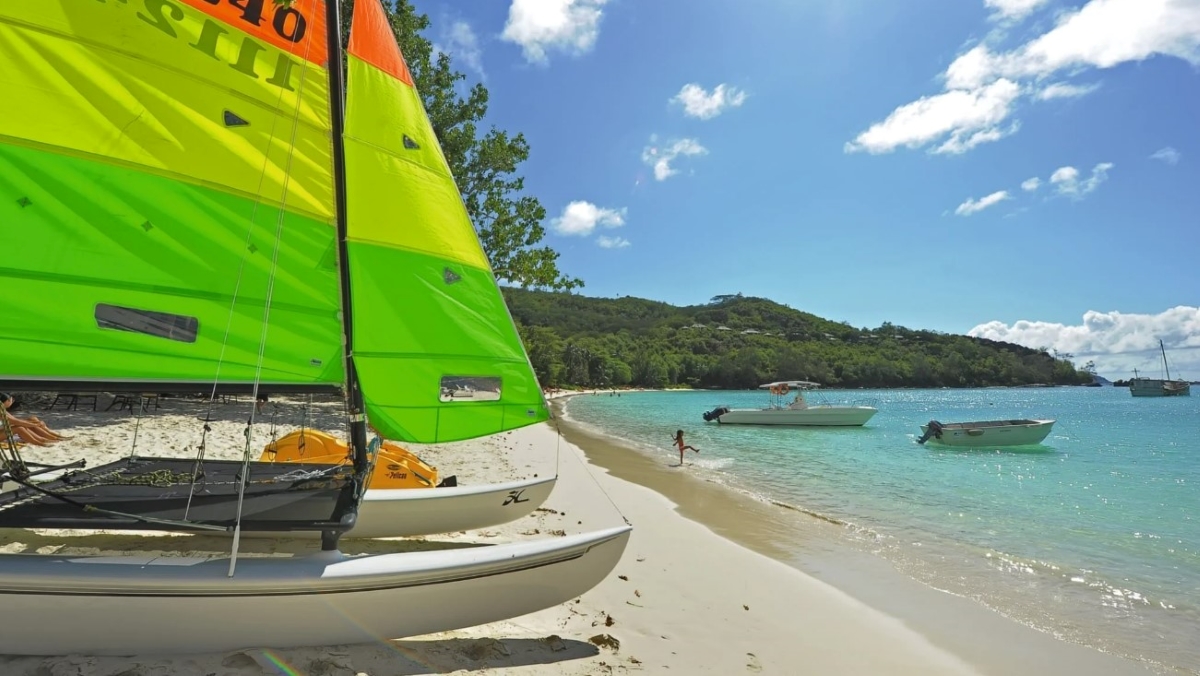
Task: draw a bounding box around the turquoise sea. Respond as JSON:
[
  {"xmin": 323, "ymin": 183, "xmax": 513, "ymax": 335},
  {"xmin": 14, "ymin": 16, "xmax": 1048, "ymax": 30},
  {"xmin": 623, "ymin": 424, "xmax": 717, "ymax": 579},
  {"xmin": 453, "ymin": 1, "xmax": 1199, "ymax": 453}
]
[{"xmin": 563, "ymin": 387, "xmax": 1199, "ymax": 674}]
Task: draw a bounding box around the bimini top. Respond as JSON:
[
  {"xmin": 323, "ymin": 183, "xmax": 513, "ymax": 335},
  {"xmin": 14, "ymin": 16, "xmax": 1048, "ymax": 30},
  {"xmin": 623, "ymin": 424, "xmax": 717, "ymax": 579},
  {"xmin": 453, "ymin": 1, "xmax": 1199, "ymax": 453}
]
[{"xmin": 758, "ymin": 381, "xmax": 820, "ymax": 390}]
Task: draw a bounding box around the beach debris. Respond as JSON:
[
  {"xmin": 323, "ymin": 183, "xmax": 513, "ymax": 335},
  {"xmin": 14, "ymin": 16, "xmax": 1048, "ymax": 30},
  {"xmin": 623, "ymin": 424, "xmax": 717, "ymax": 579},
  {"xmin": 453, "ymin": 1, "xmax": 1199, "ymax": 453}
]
[
  {"xmin": 625, "ymin": 601, "xmax": 643, "ymax": 607},
  {"xmin": 549, "ymin": 529, "xmax": 567, "ymax": 537},
  {"xmin": 588, "ymin": 634, "xmax": 621, "ymax": 651},
  {"xmin": 542, "ymin": 634, "xmax": 568, "ymax": 652},
  {"xmin": 636, "ymin": 557, "xmax": 645, "ymax": 562},
  {"xmin": 618, "ymin": 575, "xmax": 628, "ymax": 581},
  {"xmin": 630, "ymin": 656, "xmax": 643, "ymax": 665},
  {"xmin": 634, "ymin": 589, "xmax": 641, "ymax": 597},
  {"xmin": 465, "ymin": 637, "xmax": 512, "ymax": 661},
  {"xmin": 593, "ymin": 611, "xmax": 616, "ymax": 627},
  {"xmin": 306, "ymin": 654, "xmax": 357, "ymax": 675},
  {"xmin": 536, "ymin": 507, "xmax": 560, "ymax": 515},
  {"xmin": 743, "ymin": 604, "xmax": 749, "ymax": 611}
]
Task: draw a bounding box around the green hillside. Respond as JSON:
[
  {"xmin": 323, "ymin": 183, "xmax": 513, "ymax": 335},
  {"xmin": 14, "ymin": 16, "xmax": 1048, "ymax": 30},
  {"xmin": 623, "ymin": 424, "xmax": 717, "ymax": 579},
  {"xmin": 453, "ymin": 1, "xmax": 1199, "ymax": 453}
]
[{"xmin": 502, "ymin": 289, "xmax": 1093, "ymax": 390}]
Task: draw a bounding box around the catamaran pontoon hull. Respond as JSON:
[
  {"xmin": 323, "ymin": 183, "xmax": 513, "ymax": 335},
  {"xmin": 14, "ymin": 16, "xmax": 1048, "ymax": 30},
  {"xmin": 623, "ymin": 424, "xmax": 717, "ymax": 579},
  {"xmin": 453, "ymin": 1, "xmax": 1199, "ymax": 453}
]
[
  {"xmin": 242, "ymin": 476, "xmax": 557, "ymax": 539},
  {"xmin": 0, "ymin": 525, "xmax": 630, "ymax": 656}
]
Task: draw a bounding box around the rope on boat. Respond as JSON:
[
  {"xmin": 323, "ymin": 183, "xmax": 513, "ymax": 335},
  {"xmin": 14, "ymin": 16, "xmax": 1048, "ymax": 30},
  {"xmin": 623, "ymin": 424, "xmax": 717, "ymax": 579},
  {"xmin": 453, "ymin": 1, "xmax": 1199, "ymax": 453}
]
[{"xmin": 551, "ymin": 416, "xmax": 632, "ymax": 528}]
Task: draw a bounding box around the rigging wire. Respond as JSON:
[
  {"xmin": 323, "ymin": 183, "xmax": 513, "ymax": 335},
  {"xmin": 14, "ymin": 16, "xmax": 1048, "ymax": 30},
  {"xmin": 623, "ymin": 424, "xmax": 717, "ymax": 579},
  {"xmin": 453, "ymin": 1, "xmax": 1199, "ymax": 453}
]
[{"xmin": 229, "ymin": 24, "xmax": 321, "ymax": 577}]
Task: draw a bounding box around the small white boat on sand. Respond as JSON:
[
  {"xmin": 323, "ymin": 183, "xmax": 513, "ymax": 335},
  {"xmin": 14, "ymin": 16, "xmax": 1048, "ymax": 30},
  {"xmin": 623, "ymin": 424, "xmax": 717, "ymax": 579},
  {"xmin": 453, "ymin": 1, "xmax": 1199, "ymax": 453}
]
[
  {"xmin": 703, "ymin": 381, "xmax": 878, "ymax": 427},
  {"xmin": 917, "ymin": 419, "xmax": 1055, "ymax": 447}
]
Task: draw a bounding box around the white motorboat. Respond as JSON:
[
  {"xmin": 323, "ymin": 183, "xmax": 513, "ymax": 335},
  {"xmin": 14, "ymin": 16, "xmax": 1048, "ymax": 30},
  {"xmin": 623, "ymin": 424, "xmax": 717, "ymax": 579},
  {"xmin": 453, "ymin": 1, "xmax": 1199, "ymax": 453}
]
[
  {"xmin": 916, "ymin": 419, "xmax": 1055, "ymax": 447},
  {"xmin": 702, "ymin": 381, "xmax": 878, "ymax": 427}
]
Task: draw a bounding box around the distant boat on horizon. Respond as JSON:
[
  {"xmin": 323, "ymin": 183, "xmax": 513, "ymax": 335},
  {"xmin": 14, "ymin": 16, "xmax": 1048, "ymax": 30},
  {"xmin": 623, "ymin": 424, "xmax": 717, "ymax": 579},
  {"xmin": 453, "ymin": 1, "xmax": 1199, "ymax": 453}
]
[{"xmin": 1129, "ymin": 340, "xmax": 1191, "ymax": 397}]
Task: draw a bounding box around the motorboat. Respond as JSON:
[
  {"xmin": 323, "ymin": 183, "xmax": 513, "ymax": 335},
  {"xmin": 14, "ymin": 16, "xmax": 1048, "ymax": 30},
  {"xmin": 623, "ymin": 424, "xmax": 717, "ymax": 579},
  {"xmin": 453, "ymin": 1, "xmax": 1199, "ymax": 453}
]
[
  {"xmin": 917, "ymin": 419, "xmax": 1055, "ymax": 447},
  {"xmin": 702, "ymin": 381, "xmax": 877, "ymax": 427}
]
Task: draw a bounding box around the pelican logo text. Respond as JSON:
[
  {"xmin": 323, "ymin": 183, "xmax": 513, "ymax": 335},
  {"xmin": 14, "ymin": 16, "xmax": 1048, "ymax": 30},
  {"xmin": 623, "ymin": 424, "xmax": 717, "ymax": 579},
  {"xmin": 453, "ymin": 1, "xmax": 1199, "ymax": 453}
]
[{"xmin": 502, "ymin": 489, "xmax": 529, "ymax": 506}]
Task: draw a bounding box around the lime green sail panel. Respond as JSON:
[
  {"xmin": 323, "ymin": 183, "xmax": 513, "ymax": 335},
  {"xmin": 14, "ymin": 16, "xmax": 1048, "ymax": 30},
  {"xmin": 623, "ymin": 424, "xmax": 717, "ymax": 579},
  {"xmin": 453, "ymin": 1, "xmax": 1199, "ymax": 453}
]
[
  {"xmin": 344, "ymin": 0, "xmax": 548, "ymax": 442},
  {"xmin": 0, "ymin": 1, "xmax": 344, "ymax": 389}
]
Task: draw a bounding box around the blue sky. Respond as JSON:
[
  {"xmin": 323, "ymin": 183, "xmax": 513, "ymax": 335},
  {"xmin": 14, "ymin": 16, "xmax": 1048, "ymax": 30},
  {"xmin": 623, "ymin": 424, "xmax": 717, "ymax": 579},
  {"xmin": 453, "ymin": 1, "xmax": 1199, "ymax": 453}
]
[{"xmin": 412, "ymin": 0, "xmax": 1200, "ymax": 378}]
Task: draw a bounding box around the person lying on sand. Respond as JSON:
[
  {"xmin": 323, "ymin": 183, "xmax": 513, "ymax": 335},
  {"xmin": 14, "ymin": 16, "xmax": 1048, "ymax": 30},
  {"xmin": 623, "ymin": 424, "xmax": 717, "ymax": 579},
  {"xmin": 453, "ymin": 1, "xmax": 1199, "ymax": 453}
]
[
  {"xmin": 1, "ymin": 393, "xmax": 70, "ymax": 445},
  {"xmin": 671, "ymin": 429, "xmax": 699, "ymax": 466}
]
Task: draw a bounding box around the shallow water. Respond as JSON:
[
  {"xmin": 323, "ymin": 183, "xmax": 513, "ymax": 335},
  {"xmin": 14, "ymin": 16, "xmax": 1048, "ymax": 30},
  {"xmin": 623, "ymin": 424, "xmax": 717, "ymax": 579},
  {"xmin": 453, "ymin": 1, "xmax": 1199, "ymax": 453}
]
[{"xmin": 564, "ymin": 387, "xmax": 1200, "ymax": 674}]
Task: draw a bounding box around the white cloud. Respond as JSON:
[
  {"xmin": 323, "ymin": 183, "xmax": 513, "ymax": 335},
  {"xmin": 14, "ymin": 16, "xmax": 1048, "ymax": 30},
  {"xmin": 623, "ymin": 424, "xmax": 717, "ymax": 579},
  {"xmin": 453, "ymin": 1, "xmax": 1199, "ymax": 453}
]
[
  {"xmin": 984, "ymin": 0, "xmax": 1053, "ymax": 21},
  {"xmin": 845, "ymin": 79, "xmax": 1021, "ymax": 154},
  {"xmin": 551, "ymin": 200, "xmax": 626, "ymax": 236},
  {"xmin": 1150, "ymin": 146, "xmax": 1182, "ymax": 164},
  {"xmin": 1050, "ymin": 162, "xmax": 1113, "ymax": 197},
  {"xmin": 501, "ymin": 0, "xmax": 608, "ymax": 64},
  {"xmin": 849, "ymin": 0, "xmax": 1200, "ymax": 154},
  {"xmin": 671, "ymin": 83, "xmax": 747, "ymax": 120},
  {"xmin": 1021, "ymin": 177, "xmax": 1041, "ymax": 191},
  {"xmin": 955, "ymin": 190, "xmax": 1011, "ymax": 216},
  {"xmin": 968, "ymin": 306, "xmax": 1200, "ymax": 378},
  {"xmin": 1036, "ymin": 81, "xmax": 1100, "ymax": 99},
  {"xmin": 437, "ymin": 21, "xmax": 484, "ymax": 80},
  {"xmin": 641, "ymin": 136, "xmax": 708, "ymax": 181},
  {"xmin": 596, "ymin": 235, "xmax": 630, "ymax": 249}
]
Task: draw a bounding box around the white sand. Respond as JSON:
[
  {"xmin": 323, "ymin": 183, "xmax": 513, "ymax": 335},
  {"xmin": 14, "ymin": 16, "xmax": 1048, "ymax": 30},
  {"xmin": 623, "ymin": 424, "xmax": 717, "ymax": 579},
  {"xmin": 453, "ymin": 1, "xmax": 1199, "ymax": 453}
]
[{"xmin": 0, "ymin": 392, "xmax": 1158, "ymax": 675}]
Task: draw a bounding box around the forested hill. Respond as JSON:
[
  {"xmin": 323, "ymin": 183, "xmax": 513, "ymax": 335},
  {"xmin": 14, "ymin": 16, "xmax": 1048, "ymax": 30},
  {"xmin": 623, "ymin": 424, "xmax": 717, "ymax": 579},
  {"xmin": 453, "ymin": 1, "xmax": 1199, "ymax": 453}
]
[{"xmin": 501, "ymin": 289, "xmax": 1095, "ymax": 390}]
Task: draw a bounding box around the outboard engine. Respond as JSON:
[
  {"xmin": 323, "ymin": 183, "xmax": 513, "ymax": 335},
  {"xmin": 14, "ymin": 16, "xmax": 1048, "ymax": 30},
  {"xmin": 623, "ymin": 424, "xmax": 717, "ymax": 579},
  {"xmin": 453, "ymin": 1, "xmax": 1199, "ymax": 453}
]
[
  {"xmin": 916, "ymin": 420, "xmax": 944, "ymax": 445},
  {"xmin": 703, "ymin": 406, "xmax": 729, "ymax": 422}
]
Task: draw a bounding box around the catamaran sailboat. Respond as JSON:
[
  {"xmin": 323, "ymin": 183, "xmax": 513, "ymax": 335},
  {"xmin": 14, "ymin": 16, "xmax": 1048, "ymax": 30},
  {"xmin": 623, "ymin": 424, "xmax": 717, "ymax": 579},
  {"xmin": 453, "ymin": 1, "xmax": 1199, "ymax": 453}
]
[
  {"xmin": 1129, "ymin": 340, "xmax": 1191, "ymax": 397},
  {"xmin": 0, "ymin": 0, "xmax": 628, "ymax": 655}
]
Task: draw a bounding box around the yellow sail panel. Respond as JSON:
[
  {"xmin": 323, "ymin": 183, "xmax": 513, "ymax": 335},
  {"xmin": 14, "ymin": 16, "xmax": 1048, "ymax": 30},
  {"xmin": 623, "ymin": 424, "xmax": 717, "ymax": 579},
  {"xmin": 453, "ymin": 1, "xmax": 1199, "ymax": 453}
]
[
  {"xmin": 344, "ymin": 0, "xmax": 488, "ymax": 269},
  {"xmin": 0, "ymin": 0, "xmax": 333, "ymax": 219},
  {"xmin": 344, "ymin": 0, "xmax": 548, "ymax": 442}
]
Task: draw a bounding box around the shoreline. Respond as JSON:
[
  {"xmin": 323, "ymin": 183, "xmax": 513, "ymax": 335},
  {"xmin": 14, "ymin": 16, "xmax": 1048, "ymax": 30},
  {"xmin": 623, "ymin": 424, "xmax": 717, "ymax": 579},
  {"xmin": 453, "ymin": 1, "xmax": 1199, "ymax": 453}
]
[
  {"xmin": 0, "ymin": 392, "xmax": 1166, "ymax": 674},
  {"xmin": 549, "ymin": 392, "xmax": 1163, "ymax": 675}
]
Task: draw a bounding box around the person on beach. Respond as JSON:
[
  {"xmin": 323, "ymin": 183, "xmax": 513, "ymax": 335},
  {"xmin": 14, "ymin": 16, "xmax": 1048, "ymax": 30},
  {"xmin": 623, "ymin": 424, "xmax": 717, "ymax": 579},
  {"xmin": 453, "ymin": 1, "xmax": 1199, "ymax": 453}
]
[
  {"xmin": 670, "ymin": 429, "xmax": 699, "ymax": 466},
  {"xmin": 1, "ymin": 393, "xmax": 69, "ymax": 445}
]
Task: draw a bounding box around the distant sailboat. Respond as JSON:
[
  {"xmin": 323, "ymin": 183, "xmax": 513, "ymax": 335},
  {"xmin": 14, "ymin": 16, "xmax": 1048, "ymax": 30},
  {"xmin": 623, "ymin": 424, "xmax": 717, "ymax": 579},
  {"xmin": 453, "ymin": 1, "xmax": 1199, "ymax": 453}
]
[
  {"xmin": 0, "ymin": 0, "xmax": 628, "ymax": 655},
  {"xmin": 1129, "ymin": 340, "xmax": 1191, "ymax": 397}
]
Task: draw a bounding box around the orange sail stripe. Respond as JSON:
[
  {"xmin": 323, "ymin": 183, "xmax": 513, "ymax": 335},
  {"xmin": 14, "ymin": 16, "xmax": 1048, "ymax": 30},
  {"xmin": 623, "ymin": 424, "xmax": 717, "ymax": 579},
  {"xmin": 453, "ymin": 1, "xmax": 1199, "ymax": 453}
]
[
  {"xmin": 347, "ymin": 0, "xmax": 414, "ymax": 86},
  {"xmin": 178, "ymin": 0, "xmax": 328, "ymax": 67}
]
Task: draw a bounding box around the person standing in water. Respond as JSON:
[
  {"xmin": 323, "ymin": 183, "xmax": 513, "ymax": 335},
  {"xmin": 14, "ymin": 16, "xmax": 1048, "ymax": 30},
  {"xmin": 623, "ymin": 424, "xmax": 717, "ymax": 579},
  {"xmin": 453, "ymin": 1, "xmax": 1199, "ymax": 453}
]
[{"xmin": 670, "ymin": 429, "xmax": 699, "ymax": 466}]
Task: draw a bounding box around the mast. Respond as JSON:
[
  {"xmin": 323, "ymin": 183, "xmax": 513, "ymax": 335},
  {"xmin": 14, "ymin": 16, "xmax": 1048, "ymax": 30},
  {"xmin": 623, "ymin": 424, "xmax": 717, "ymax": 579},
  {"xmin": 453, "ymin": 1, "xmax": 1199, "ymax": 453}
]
[
  {"xmin": 1160, "ymin": 339, "xmax": 1172, "ymax": 381},
  {"xmin": 324, "ymin": 0, "xmax": 370, "ymax": 545}
]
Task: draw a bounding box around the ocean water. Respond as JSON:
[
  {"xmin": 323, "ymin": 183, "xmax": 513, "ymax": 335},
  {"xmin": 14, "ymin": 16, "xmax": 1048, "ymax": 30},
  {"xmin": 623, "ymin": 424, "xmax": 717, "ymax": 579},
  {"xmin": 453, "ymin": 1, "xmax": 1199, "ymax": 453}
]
[{"xmin": 564, "ymin": 387, "xmax": 1200, "ymax": 674}]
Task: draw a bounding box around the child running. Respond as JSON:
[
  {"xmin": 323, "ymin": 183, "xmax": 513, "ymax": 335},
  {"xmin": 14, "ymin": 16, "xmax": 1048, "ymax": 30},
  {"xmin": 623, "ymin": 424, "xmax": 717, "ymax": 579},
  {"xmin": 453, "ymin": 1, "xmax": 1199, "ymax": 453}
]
[{"xmin": 670, "ymin": 429, "xmax": 699, "ymax": 466}]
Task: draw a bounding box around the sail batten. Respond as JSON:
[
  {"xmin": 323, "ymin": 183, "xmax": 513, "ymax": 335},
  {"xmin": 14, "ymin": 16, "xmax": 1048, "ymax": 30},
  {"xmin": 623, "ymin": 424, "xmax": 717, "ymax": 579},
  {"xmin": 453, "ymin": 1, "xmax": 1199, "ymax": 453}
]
[{"xmin": 344, "ymin": 0, "xmax": 548, "ymax": 443}]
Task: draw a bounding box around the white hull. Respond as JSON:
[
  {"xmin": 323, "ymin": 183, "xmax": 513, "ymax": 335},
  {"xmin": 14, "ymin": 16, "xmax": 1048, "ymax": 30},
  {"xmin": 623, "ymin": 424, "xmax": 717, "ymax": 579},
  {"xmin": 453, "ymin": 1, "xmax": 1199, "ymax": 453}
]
[
  {"xmin": 1129, "ymin": 379, "xmax": 1191, "ymax": 397},
  {"xmin": 0, "ymin": 526, "xmax": 631, "ymax": 656},
  {"xmin": 716, "ymin": 406, "xmax": 877, "ymax": 427},
  {"xmin": 241, "ymin": 476, "xmax": 556, "ymax": 539},
  {"xmin": 920, "ymin": 419, "xmax": 1054, "ymax": 447}
]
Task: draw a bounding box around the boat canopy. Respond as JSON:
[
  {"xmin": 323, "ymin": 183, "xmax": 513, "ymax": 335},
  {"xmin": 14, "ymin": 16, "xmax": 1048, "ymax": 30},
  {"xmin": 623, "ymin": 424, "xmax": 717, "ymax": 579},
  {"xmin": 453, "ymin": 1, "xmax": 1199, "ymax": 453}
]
[{"xmin": 758, "ymin": 381, "xmax": 820, "ymax": 390}]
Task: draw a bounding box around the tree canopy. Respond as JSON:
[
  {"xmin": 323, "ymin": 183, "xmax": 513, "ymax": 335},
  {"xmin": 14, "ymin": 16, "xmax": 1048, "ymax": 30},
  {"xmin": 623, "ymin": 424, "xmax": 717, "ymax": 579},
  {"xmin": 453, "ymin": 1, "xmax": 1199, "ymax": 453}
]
[
  {"xmin": 504, "ymin": 289, "xmax": 1096, "ymax": 390},
  {"xmin": 337, "ymin": 0, "xmax": 581, "ymax": 291}
]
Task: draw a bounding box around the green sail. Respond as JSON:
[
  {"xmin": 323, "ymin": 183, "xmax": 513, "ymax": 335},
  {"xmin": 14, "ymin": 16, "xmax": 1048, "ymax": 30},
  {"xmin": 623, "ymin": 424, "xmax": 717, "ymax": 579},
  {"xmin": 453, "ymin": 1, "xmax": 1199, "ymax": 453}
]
[
  {"xmin": 0, "ymin": 0, "xmax": 344, "ymax": 390},
  {"xmin": 343, "ymin": 0, "xmax": 549, "ymax": 442}
]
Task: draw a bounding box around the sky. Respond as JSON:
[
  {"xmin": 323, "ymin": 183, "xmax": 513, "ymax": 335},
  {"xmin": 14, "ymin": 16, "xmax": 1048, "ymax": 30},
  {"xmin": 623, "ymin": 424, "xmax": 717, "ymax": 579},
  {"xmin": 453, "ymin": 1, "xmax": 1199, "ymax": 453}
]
[{"xmin": 412, "ymin": 0, "xmax": 1200, "ymax": 379}]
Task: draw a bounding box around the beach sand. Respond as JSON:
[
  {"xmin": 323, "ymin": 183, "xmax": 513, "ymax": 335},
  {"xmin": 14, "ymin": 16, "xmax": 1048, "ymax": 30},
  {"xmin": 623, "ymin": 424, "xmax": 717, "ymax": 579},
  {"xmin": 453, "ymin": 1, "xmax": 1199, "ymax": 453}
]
[{"xmin": 0, "ymin": 392, "xmax": 1161, "ymax": 675}]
